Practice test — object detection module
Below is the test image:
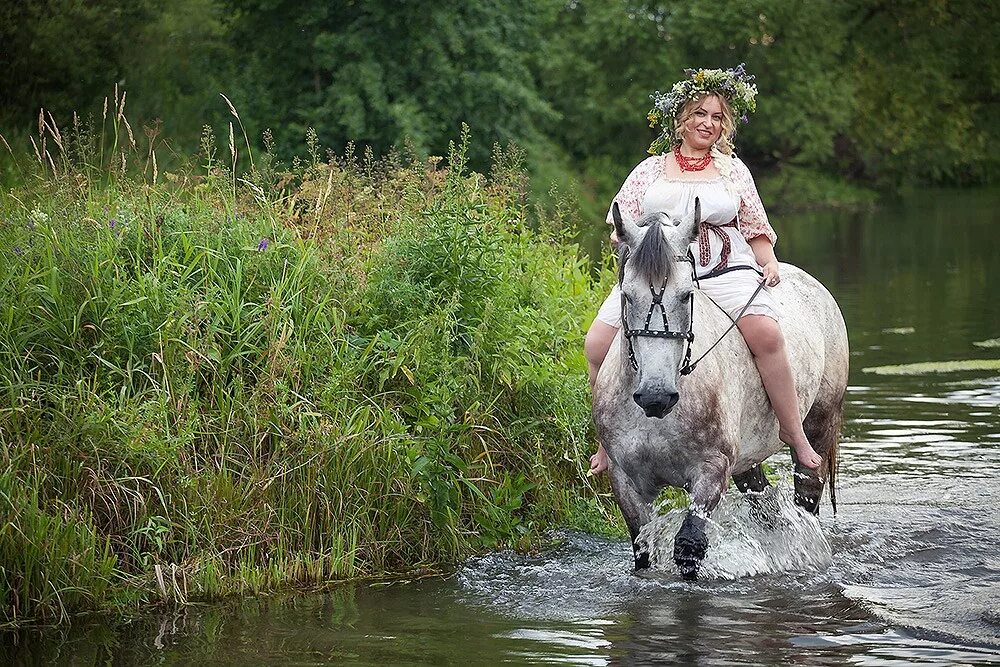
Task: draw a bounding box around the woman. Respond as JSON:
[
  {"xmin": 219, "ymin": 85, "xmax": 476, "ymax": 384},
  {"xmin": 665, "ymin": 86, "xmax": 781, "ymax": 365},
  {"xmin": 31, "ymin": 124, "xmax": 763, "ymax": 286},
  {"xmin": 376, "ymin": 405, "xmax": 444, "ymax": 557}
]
[{"xmin": 586, "ymin": 65, "xmax": 822, "ymax": 475}]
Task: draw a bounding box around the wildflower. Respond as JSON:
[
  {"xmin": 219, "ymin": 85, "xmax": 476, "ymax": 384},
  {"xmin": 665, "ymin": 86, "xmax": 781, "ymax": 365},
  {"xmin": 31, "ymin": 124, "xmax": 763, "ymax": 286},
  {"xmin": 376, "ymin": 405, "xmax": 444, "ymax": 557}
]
[
  {"xmin": 257, "ymin": 237, "xmax": 270, "ymax": 251},
  {"xmin": 13, "ymin": 245, "xmax": 23, "ymax": 256},
  {"xmin": 29, "ymin": 207, "xmax": 48, "ymax": 224},
  {"xmin": 646, "ymin": 64, "xmax": 758, "ymax": 153},
  {"xmin": 109, "ymin": 218, "xmax": 118, "ymax": 229}
]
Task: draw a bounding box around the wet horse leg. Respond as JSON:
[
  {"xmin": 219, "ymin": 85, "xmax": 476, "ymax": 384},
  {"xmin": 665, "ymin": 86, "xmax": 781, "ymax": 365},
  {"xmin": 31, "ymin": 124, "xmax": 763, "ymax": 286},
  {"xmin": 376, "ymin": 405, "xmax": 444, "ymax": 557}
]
[
  {"xmin": 674, "ymin": 459, "xmax": 729, "ymax": 579},
  {"xmin": 794, "ymin": 391, "xmax": 845, "ymax": 515},
  {"xmin": 733, "ymin": 464, "xmax": 780, "ymax": 528},
  {"xmin": 608, "ymin": 464, "xmax": 654, "ymax": 570},
  {"xmin": 732, "ymin": 464, "xmax": 769, "ymax": 493}
]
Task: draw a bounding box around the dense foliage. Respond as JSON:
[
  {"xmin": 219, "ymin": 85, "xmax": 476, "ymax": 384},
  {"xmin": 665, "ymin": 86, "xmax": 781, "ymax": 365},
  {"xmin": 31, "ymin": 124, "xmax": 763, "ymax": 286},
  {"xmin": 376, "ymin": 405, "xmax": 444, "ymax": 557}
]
[
  {"xmin": 2, "ymin": 0, "xmax": 997, "ymax": 203},
  {"xmin": 0, "ymin": 114, "xmax": 616, "ymax": 625}
]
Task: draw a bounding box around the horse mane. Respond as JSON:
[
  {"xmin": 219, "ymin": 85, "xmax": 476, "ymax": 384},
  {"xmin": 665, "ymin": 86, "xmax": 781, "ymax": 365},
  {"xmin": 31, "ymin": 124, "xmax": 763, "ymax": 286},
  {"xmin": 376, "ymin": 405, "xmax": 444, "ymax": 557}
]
[{"xmin": 630, "ymin": 215, "xmax": 673, "ymax": 285}]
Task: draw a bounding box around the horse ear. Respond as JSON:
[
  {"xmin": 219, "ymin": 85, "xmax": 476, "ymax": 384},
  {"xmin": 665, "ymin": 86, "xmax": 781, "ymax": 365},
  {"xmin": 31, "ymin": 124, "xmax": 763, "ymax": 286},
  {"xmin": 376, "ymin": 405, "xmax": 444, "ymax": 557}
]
[
  {"xmin": 684, "ymin": 197, "xmax": 702, "ymax": 245},
  {"xmin": 612, "ymin": 202, "xmax": 640, "ymax": 246}
]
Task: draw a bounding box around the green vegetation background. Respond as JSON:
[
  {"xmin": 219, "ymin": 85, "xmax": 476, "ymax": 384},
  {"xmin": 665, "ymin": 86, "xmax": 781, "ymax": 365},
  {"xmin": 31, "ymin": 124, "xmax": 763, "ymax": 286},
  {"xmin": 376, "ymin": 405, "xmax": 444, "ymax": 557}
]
[
  {"xmin": 1, "ymin": 117, "xmax": 621, "ymax": 625},
  {"xmin": 3, "ymin": 0, "xmax": 998, "ymax": 212},
  {"xmin": 2, "ymin": 0, "xmax": 997, "ymax": 627}
]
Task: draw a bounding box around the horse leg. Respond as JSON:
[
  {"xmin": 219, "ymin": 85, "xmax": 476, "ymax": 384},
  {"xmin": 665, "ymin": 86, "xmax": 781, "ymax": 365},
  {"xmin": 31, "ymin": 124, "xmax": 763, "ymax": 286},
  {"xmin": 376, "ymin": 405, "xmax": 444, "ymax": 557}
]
[
  {"xmin": 732, "ymin": 464, "xmax": 769, "ymax": 493},
  {"xmin": 608, "ymin": 464, "xmax": 654, "ymax": 570},
  {"xmin": 793, "ymin": 390, "xmax": 845, "ymax": 515},
  {"xmin": 674, "ymin": 459, "xmax": 729, "ymax": 579},
  {"xmin": 733, "ymin": 464, "xmax": 779, "ymax": 528}
]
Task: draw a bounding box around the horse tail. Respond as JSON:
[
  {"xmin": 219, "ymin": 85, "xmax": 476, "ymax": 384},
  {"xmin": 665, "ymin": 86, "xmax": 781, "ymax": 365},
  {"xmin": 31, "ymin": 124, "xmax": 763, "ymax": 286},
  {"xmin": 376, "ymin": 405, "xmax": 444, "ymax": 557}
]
[
  {"xmin": 805, "ymin": 385, "xmax": 844, "ymax": 515},
  {"xmin": 825, "ymin": 389, "xmax": 845, "ymax": 515}
]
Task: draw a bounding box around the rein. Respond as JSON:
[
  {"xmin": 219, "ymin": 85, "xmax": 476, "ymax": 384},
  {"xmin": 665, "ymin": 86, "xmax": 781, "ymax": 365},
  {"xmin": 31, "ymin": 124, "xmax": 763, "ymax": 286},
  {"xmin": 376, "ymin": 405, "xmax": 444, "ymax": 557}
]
[{"xmin": 618, "ymin": 246, "xmax": 766, "ymax": 376}]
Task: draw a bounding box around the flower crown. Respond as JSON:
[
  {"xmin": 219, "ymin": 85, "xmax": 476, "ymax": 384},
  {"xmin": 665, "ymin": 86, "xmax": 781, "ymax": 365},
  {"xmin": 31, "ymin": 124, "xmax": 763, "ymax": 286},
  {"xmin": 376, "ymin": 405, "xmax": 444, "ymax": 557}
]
[{"xmin": 646, "ymin": 64, "xmax": 758, "ymax": 155}]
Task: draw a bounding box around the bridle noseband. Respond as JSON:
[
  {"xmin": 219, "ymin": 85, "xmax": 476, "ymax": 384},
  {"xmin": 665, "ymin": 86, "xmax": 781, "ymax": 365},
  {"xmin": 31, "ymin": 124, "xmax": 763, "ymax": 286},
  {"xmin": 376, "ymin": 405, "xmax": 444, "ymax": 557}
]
[{"xmin": 619, "ymin": 246, "xmax": 696, "ymax": 375}]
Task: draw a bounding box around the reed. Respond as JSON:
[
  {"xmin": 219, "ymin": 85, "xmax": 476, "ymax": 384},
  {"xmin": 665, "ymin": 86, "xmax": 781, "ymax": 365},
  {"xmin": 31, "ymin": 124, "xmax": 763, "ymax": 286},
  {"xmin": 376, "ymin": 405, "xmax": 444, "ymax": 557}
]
[{"xmin": 0, "ymin": 100, "xmax": 616, "ymax": 627}]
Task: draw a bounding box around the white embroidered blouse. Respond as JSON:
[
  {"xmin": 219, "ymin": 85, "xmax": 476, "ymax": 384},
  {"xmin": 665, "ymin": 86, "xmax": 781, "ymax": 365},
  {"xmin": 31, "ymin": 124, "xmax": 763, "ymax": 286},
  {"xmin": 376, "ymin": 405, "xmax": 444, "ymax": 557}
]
[{"xmin": 604, "ymin": 150, "xmax": 777, "ymax": 246}]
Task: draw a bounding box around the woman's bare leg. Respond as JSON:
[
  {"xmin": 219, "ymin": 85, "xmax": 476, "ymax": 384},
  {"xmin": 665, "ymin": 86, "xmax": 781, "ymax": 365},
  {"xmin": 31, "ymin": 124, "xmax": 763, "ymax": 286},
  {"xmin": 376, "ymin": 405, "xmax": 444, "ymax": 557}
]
[
  {"xmin": 585, "ymin": 319, "xmax": 619, "ymax": 474},
  {"xmin": 737, "ymin": 315, "xmax": 822, "ymax": 469}
]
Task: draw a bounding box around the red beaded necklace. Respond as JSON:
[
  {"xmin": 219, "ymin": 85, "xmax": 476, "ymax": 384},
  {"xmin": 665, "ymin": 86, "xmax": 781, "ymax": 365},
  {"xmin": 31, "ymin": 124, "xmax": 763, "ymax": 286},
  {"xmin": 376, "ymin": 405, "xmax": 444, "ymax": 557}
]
[{"xmin": 674, "ymin": 145, "xmax": 713, "ymax": 172}]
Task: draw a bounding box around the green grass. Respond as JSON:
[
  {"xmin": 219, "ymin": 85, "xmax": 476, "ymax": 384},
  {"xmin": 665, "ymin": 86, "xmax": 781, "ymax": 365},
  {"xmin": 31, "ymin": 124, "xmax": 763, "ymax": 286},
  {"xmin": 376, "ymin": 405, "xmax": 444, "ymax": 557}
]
[{"xmin": 0, "ymin": 104, "xmax": 619, "ymax": 626}]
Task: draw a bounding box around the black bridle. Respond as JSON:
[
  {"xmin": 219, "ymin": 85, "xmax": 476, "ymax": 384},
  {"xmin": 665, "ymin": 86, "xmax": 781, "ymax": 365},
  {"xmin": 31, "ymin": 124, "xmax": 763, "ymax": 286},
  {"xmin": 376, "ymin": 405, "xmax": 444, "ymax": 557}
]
[
  {"xmin": 618, "ymin": 244, "xmax": 767, "ymax": 376},
  {"xmin": 619, "ymin": 246, "xmax": 696, "ymax": 374}
]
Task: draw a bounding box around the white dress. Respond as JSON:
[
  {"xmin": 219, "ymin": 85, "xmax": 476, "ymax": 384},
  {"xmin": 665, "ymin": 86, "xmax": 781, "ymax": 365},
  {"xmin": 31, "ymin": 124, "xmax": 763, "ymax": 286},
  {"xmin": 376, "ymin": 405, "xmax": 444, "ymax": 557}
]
[{"xmin": 595, "ymin": 153, "xmax": 780, "ymax": 326}]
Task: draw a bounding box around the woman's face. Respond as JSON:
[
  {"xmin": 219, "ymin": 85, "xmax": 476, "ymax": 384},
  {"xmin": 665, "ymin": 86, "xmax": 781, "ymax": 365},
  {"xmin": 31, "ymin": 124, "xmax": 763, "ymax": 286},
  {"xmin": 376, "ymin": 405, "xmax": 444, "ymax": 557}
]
[{"xmin": 681, "ymin": 95, "xmax": 724, "ymax": 152}]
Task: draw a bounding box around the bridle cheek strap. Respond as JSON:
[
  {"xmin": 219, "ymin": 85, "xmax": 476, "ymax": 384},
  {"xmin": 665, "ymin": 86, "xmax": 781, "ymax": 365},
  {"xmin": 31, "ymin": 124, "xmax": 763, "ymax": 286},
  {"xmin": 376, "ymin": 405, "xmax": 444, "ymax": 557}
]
[{"xmin": 620, "ymin": 249, "xmax": 696, "ymax": 373}]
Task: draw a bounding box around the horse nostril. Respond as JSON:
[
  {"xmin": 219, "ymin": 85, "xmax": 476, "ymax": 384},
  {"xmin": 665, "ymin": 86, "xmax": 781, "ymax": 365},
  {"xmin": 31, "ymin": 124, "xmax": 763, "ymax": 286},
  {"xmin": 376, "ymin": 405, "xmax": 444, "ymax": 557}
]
[
  {"xmin": 665, "ymin": 392, "xmax": 680, "ymax": 411},
  {"xmin": 633, "ymin": 392, "xmax": 643, "ymax": 405}
]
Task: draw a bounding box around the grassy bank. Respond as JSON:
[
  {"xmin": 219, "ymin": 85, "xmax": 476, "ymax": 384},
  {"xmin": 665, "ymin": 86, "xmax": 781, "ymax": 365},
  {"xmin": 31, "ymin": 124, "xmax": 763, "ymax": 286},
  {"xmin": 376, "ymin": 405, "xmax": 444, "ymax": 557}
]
[{"xmin": 0, "ymin": 108, "xmax": 619, "ymax": 626}]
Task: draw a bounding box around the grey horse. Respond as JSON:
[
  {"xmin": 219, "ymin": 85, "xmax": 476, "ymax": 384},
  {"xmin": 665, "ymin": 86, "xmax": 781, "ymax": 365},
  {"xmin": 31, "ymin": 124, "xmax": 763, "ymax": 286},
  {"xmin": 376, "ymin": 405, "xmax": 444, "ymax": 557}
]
[{"xmin": 592, "ymin": 202, "xmax": 849, "ymax": 578}]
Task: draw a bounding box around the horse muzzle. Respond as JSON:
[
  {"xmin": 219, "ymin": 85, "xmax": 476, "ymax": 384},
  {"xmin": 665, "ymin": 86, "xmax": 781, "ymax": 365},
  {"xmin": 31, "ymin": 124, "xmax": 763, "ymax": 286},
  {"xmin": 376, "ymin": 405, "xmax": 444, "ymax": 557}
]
[{"xmin": 633, "ymin": 391, "xmax": 679, "ymax": 418}]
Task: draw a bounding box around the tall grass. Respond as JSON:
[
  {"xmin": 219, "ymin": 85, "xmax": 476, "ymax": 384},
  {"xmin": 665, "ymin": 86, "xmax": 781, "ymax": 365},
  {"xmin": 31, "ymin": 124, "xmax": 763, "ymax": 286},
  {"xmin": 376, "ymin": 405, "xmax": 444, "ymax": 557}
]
[{"xmin": 0, "ymin": 98, "xmax": 618, "ymax": 626}]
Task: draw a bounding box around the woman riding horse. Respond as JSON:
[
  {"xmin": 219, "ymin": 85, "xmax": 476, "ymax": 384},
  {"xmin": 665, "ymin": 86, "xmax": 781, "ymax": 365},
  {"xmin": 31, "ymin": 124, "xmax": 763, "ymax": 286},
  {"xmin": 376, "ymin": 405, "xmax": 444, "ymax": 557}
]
[{"xmin": 586, "ymin": 65, "xmax": 823, "ymax": 475}]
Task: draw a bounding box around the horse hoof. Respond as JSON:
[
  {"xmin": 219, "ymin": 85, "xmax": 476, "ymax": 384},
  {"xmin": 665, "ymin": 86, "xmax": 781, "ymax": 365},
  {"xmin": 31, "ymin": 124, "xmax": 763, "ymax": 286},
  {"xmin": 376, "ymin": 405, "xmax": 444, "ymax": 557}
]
[{"xmin": 677, "ymin": 559, "xmax": 699, "ymax": 580}]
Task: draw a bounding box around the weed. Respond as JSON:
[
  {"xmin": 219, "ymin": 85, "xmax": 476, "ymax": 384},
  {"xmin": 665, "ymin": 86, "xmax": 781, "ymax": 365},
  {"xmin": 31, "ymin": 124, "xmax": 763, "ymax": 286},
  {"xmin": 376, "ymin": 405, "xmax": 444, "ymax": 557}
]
[{"xmin": 0, "ymin": 93, "xmax": 612, "ymax": 626}]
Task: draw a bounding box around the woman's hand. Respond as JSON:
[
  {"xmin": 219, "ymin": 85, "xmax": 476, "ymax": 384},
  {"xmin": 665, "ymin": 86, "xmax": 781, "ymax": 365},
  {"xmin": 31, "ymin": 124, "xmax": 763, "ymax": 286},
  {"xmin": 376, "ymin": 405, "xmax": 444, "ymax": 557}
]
[
  {"xmin": 748, "ymin": 235, "xmax": 779, "ymax": 286},
  {"xmin": 761, "ymin": 260, "xmax": 780, "ymax": 286}
]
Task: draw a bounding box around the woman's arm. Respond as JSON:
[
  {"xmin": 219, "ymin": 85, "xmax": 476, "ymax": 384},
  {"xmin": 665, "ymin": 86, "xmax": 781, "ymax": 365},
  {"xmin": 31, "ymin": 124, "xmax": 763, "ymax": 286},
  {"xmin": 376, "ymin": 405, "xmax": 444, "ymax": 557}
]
[
  {"xmin": 749, "ymin": 235, "xmax": 781, "ymax": 286},
  {"xmin": 731, "ymin": 157, "xmax": 780, "ymax": 285}
]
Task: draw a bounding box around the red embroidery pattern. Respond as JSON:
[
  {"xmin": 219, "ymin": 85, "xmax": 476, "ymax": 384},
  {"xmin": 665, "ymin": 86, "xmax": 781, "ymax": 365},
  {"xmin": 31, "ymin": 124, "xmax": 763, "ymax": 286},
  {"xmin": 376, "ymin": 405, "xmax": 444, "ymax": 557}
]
[{"xmin": 698, "ymin": 221, "xmax": 738, "ymax": 268}]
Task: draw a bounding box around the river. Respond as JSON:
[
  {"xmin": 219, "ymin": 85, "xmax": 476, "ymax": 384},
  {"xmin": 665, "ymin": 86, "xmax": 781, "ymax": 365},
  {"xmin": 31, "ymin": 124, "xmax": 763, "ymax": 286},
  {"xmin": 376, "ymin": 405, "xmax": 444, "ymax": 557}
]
[{"xmin": 4, "ymin": 188, "xmax": 1000, "ymax": 664}]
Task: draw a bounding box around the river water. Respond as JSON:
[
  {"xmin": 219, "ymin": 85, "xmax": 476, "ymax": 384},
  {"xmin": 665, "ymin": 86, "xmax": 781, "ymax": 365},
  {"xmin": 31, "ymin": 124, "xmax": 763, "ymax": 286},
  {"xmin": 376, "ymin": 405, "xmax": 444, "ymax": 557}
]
[{"xmin": 5, "ymin": 188, "xmax": 1000, "ymax": 664}]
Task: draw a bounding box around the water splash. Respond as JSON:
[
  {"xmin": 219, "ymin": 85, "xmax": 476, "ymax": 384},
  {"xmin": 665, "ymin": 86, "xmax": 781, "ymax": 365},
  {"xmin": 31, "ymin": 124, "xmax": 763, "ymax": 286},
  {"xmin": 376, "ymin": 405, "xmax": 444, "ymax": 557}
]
[{"xmin": 635, "ymin": 484, "xmax": 833, "ymax": 579}]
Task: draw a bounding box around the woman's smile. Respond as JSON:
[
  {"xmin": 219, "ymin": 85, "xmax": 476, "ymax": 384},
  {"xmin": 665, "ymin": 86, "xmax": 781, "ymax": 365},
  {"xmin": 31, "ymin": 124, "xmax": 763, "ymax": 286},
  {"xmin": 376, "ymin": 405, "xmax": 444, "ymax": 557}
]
[{"xmin": 682, "ymin": 95, "xmax": 724, "ymax": 152}]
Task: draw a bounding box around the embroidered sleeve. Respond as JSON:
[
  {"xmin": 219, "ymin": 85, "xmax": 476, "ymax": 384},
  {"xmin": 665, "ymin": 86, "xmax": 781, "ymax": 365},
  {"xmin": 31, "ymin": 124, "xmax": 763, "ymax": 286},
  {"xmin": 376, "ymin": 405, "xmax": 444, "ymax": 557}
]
[
  {"xmin": 605, "ymin": 156, "xmax": 663, "ymax": 225},
  {"xmin": 732, "ymin": 157, "xmax": 777, "ymax": 245}
]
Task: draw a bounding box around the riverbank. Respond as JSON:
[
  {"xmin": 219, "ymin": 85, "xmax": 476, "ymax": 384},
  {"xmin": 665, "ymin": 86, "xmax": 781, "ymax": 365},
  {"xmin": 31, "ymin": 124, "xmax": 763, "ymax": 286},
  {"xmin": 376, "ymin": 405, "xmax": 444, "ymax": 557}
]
[{"xmin": 0, "ymin": 121, "xmax": 627, "ymax": 627}]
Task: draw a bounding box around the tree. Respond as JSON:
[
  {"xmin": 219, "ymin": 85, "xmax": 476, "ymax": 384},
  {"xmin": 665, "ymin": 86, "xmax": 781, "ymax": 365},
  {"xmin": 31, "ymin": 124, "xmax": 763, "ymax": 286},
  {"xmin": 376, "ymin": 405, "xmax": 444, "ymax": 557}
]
[
  {"xmin": 0, "ymin": 1, "xmax": 159, "ymax": 124},
  {"xmin": 844, "ymin": 0, "xmax": 1000, "ymax": 185},
  {"xmin": 224, "ymin": 0, "xmax": 556, "ymax": 167}
]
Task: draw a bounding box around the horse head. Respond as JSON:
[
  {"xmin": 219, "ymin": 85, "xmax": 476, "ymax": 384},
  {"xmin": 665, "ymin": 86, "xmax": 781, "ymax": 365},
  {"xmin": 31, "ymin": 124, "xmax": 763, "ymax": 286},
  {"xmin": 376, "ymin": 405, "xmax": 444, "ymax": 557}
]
[{"xmin": 611, "ymin": 199, "xmax": 701, "ymax": 418}]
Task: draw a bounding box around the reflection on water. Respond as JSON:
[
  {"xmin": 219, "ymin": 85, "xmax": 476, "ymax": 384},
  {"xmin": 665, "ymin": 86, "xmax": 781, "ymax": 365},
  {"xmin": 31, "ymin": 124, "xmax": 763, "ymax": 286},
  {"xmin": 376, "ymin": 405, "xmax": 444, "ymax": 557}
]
[{"xmin": 4, "ymin": 188, "xmax": 1000, "ymax": 664}]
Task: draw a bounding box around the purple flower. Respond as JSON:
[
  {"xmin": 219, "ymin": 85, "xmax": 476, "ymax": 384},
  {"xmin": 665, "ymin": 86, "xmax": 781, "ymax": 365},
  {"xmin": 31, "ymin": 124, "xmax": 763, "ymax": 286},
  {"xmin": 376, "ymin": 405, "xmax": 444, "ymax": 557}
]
[
  {"xmin": 109, "ymin": 218, "xmax": 118, "ymax": 229},
  {"xmin": 741, "ymin": 114, "xmax": 749, "ymax": 124},
  {"xmin": 257, "ymin": 237, "xmax": 270, "ymax": 252},
  {"xmin": 13, "ymin": 245, "xmax": 23, "ymax": 256}
]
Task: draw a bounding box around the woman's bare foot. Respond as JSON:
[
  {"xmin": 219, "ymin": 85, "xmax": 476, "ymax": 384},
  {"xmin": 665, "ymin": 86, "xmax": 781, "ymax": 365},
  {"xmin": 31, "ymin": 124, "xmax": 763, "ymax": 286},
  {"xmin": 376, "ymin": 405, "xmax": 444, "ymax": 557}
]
[
  {"xmin": 589, "ymin": 444, "xmax": 609, "ymax": 475},
  {"xmin": 780, "ymin": 430, "xmax": 823, "ymax": 469}
]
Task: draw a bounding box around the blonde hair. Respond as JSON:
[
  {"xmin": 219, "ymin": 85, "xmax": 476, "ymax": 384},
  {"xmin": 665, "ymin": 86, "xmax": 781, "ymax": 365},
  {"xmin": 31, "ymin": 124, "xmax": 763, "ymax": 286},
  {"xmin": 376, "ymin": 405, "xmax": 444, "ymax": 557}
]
[{"xmin": 672, "ymin": 93, "xmax": 736, "ymax": 155}]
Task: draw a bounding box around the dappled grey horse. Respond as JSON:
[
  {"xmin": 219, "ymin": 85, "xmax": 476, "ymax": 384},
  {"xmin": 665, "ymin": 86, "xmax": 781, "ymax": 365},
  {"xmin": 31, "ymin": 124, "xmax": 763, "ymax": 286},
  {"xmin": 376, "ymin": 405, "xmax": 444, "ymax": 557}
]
[{"xmin": 592, "ymin": 202, "xmax": 849, "ymax": 578}]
